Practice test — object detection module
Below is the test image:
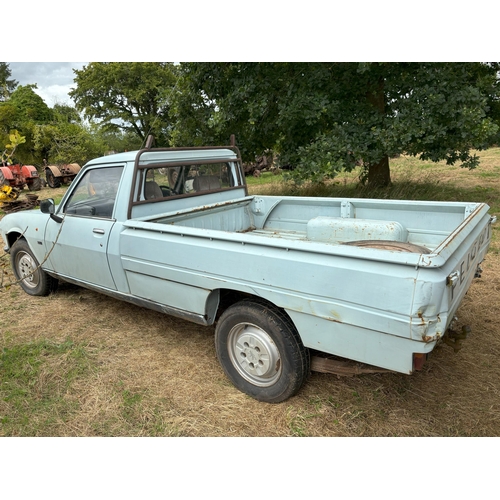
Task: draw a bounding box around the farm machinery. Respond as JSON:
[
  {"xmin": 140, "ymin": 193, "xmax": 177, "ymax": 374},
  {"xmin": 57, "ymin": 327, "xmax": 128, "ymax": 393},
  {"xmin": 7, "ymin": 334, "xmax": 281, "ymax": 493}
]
[
  {"xmin": 44, "ymin": 162, "xmax": 81, "ymax": 188},
  {"xmin": 0, "ymin": 131, "xmax": 42, "ymax": 211},
  {"xmin": 0, "ymin": 163, "xmax": 42, "ymax": 191},
  {"xmin": 0, "ymin": 168, "xmax": 40, "ymax": 213}
]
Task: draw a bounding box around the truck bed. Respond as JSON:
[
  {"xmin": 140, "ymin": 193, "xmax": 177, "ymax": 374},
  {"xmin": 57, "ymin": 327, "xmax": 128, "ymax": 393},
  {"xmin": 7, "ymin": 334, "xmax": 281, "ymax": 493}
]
[{"xmin": 140, "ymin": 195, "xmax": 482, "ymax": 260}]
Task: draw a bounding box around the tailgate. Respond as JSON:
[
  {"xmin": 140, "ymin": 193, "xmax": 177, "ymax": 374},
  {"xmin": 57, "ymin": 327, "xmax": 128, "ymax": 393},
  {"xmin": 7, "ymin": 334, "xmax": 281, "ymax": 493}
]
[{"xmin": 419, "ymin": 204, "xmax": 494, "ymax": 326}]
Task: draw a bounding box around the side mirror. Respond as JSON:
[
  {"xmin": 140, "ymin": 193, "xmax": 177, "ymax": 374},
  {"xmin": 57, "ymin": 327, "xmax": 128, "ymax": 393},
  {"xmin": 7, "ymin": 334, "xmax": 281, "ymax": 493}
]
[
  {"xmin": 40, "ymin": 198, "xmax": 63, "ymax": 223},
  {"xmin": 39, "ymin": 198, "xmax": 55, "ymax": 214}
]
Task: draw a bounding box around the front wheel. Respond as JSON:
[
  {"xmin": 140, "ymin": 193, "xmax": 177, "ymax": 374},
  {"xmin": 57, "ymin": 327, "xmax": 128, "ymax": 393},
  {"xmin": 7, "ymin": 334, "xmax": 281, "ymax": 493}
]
[
  {"xmin": 10, "ymin": 239, "xmax": 58, "ymax": 296},
  {"xmin": 215, "ymin": 299, "xmax": 310, "ymax": 403}
]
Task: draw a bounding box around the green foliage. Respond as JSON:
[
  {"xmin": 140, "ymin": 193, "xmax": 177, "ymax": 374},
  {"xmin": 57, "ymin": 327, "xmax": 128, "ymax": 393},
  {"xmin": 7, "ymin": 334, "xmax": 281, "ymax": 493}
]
[
  {"xmin": 1, "ymin": 129, "xmax": 25, "ymax": 165},
  {"xmin": 176, "ymin": 63, "xmax": 500, "ymax": 187},
  {"xmin": 70, "ymin": 62, "xmax": 180, "ymax": 146},
  {"xmin": 0, "ymin": 64, "xmax": 149, "ymax": 167},
  {"xmin": 33, "ymin": 122, "xmax": 105, "ymax": 165},
  {"xmin": 0, "ymin": 83, "xmax": 113, "ymax": 166},
  {"xmin": 0, "ymin": 85, "xmax": 54, "ymax": 165},
  {"xmin": 8, "ymin": 84, "xmax": 53, "ymax": 124},
  {"xmin": 52, "ymin": 103, "xmax": 82, "ymax": 124},
  {"xmin": 0, "ymin": 62, "xmax": 18, "ymax": 101},
  {"xmin": 0, "ymin": 102, "xmax": 17, "ymax": 135},
  {"xmin": 2, "ymin": 62, "xmax": 499, "ymax": 184},
  {"xmin": 94, "ymin": 128, "xmax": 142, "ymax": 154}
]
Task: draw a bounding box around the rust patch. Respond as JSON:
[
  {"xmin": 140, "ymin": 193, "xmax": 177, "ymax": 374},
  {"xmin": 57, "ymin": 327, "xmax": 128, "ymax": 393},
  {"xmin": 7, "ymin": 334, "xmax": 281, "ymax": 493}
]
[{"xmin": 417, "ymin": 311, "xmax": 426, "ymax": 325}]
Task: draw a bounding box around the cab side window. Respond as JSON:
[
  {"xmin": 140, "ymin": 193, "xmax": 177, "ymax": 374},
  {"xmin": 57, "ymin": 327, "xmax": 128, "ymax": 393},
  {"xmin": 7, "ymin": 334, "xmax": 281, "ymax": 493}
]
[{"xmin": 64, "ymin": 166, "xmax": 124, "ymax": 218}]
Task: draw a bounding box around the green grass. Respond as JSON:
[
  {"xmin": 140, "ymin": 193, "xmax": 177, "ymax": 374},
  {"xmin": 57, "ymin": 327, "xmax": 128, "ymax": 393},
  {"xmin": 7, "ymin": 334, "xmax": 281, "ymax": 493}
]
[
  {"xmin": 245, "ymin": 171, "xmax": 283, "ymax": 186},
  {"xmin": 0, "ymin": 339, "xmax": 93, "ymax": 436}
]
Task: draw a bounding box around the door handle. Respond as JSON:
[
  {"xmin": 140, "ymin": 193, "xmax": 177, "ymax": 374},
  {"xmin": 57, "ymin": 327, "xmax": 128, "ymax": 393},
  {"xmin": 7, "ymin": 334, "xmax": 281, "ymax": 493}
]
[{"xmin": 93, "ymin": 228, "xmax": 105, "ymax": 234}]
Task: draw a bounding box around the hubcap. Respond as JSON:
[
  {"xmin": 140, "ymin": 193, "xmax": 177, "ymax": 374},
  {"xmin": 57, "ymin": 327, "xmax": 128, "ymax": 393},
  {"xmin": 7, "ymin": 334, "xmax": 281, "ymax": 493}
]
[
  {"xmin": 227, "ymin": 322, "xmax": 282, "ymax": 387},
  {"xmin": 16, "ymin": 251, "xmax": 39, "ymax": 289}
]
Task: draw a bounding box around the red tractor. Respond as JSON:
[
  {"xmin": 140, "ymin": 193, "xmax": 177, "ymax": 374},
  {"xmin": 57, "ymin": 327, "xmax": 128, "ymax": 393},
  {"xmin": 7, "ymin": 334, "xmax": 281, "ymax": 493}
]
[{"xmin": 0, "ymin": 163, "xmax": 42, "ymax": 191}]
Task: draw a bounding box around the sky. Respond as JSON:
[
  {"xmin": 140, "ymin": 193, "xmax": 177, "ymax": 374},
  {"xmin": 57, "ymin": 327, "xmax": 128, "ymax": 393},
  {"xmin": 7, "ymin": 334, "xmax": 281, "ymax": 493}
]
[{"xmin": 7, "ymin": 62, "xmax": 87, "ymax": 108}]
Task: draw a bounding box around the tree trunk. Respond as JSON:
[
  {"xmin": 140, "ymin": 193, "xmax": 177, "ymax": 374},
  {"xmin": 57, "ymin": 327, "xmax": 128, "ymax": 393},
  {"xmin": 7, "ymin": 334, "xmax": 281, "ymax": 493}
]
[
  {"xmin": 367, "ymin": 155, "xmax": 391, "ymax": 187},
  {"xmin": 366, "ymin": 73, "xmax": 391, "ymax": 187}
]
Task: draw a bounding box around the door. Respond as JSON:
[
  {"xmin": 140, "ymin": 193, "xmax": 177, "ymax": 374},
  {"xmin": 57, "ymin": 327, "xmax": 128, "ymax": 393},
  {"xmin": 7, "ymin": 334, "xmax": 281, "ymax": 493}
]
[{"xmin": 44, "ymin": 165, "xmax": 124, "ymax": 290}]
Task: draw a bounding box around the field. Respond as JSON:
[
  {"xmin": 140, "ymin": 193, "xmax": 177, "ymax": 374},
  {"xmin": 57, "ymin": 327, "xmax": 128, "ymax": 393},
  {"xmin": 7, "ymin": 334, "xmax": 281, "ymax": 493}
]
[{"xmin": 1, "ymin": 150, "xmax": 500, "ymax": 438}]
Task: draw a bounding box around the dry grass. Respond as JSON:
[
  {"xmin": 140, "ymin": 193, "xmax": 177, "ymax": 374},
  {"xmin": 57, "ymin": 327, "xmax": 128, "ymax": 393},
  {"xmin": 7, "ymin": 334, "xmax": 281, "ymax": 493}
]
[{"xmin": 1, "ymin": 151, "xmax": 500, "ymax": 437}]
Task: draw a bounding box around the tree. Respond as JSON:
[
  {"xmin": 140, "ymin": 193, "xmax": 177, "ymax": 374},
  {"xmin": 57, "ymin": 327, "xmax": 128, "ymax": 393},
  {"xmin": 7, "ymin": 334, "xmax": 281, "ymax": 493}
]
[
  {"xmin": 0, "ymin": 62, "xmax": 18, "ymax": 101},
  {"xmin": 33, "ymin": 101, "xmax": 106, "ymax": 165},
  {"xmin": 177, "ymin": 63, "xmax": 500, "ymax": 187},
  {"xmin": 0, "ymin": 101, "xmax": 18, "ymax": 135},
  {"xmin": 52, "ymin": 103, "xmax": 82, "ymax": 124},
  {"xmin": 8, "ymin": 84, "xmax": 53, "ymax": 124},
  {"xmin": 93, "ymin": 128, "xmax": 142, "ymax": 154},
  {"xmin": 33, "ymin": 121, "xmax": 105, "ymax": 166},
  {"xmin": 0, "ymin": 76, "xmax": 112, "ymax": 167},
  {"xmin": 70, "ymin": 62, "xmax": 180, "ymax": 146},
  {"xmin": 1, "ymin": 84, "xmax": 54, "ymax": 164}
]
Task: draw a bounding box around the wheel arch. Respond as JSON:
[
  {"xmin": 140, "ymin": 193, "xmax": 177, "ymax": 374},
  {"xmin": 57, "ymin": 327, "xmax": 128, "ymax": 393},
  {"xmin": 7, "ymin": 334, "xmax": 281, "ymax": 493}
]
[
  {"xmin": 4, "ymin": 231, "xmax": 25, "ymax": 251},
  {"xmin": 21, "ymin": 165, "xmax": 39, "ymax": 178},
  {"xmin": 45, "ymin": 165, "xmax": 62, "ymax": 177},
  {"xmin": 66, "ymin": 163, "xmax": 81, "ymax": 175},
  {"xmin": 207, "ymin": 288, "xmax": 297, "ymax": 328},
  {"xmin": 0, "ymin": 165, "xmax": 14, "ymax": 180}
]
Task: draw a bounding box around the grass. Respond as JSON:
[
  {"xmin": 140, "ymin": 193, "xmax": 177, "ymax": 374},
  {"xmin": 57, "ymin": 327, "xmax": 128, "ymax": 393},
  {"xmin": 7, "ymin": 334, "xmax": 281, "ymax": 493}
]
[
  {"xmin": 0, "ymin": 338, "xmax": 93, "ymax": 436},
  {"xmin": 1, "ymin": 148, "xmax": 500, "ymax": 436}
]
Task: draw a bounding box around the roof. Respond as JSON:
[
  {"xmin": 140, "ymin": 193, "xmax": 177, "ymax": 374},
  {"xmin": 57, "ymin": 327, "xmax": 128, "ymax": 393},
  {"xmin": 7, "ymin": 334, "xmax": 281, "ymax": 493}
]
[{"xmin": 84, "ymin": 147, "xmax": 239, "ymax": 168}]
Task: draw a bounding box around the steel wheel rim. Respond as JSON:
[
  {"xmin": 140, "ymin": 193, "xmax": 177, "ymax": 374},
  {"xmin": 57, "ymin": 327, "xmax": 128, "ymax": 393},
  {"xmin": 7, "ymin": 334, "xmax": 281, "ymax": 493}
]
[
  {"xmin": 15, "ymin": 251, "xmax": 39, "ymax": 289},
  {"xmin": 227, "ymin": 322, "xmax": 282, "ymax": 387}
]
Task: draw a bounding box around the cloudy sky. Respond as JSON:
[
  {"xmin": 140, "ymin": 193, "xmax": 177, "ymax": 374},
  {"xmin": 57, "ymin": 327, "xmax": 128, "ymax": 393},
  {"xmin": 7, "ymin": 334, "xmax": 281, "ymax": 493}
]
[{"xmin": 7, "ymin": 62, "xmax": 88, "ymax": 108}]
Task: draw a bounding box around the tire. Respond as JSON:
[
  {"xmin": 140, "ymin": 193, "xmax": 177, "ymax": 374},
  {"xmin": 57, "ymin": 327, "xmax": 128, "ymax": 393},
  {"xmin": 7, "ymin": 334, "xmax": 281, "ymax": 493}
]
[
  {"xmin": 45, "ymin": 168, "xmax": 61, "ymax": 188},
  {"xmin": 215, "ymin": 299, "xmax": 310, "ymax": 403},
  {"xmin": 27, "ymin": 177, "xmax": 42, "ymax": 191},
  {"xmin": 10, "ymin": 239, "xmax": 58, "ymax": 296}
]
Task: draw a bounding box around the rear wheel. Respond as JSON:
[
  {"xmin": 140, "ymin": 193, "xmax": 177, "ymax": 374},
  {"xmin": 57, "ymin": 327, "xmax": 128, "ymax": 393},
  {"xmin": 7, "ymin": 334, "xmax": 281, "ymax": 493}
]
[
  {"xmin": 10, "ymin": 239, "xmax": 58, "ymax": 296},
  {"xmin": 27, "ymin": 177, "xmax": 42, "ymax": 191},
  {"xmin": 45, "ymin": 168, "xmax": 61, "ymax": 188},
  {"xmin": 215, "ymin": 299, "xmax": 310, "ymax": 403}
]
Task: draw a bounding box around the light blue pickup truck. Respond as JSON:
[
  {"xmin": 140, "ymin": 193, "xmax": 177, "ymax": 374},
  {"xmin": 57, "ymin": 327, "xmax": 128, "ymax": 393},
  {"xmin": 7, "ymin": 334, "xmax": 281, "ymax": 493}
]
[{"xmin": 0, "ymin": 140, "xmax": 495, "ymax": 402}]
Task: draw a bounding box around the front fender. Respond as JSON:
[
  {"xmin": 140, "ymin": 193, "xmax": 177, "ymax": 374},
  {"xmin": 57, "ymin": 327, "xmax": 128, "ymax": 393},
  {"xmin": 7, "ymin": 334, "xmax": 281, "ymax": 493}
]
[
  {"xmin": 21, "ymin": 165, "xmax": 39, "ymax": 178},
  {"xmin": 0, "ymin": 209, "xmax": 50, "ymax": 264}
]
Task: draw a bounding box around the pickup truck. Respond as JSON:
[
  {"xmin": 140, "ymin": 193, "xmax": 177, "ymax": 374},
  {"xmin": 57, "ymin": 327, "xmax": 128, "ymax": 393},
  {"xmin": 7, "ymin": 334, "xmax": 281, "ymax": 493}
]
[{"xmin": 0, "ymin": 140, "xmax": 495, "ymax": 402}]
